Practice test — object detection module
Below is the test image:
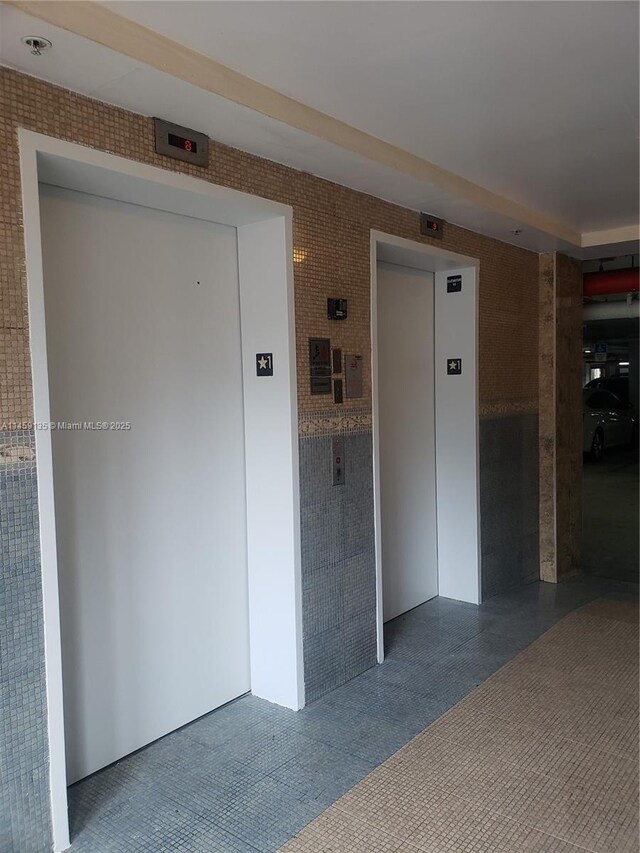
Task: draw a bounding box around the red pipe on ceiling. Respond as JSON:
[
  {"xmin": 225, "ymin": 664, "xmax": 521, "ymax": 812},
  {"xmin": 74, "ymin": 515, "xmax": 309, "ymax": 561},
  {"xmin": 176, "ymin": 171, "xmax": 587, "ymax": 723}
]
[{"xmin": 584, "ymin": 268, "xmax": 640, "ymax": 297}]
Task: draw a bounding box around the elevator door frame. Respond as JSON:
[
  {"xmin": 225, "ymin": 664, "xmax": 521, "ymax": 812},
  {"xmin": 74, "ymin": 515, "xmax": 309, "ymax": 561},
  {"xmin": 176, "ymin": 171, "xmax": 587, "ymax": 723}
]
[
  {"xmin": 370, "ymin": 231, "xmax": 482, "ymax": 662},
  {"xmin": 19, "ymin": 130, "xmax": 303, "ymax": 853}
]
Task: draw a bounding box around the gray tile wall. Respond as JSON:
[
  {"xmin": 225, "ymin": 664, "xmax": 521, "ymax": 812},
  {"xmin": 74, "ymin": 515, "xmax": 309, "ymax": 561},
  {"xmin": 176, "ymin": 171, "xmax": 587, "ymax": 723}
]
[
  {"xmin": 0, "ymin": 416, "xmax": 539, "ymax": 849},
  {"xmin": 0, "ymin": 431, "xmax": 52, "ymax": 853},
  {"xmin": 299, "ymin": 432, "xmax": 377, "ymax": 702},
  {"xmin": 479, "ymin": 413, "xmax": 539, "ymax": 600}
]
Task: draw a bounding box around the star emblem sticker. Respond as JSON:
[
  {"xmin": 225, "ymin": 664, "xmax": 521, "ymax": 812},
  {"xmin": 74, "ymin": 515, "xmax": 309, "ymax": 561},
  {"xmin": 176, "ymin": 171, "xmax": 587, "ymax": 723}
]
[
  {"xmin": 256, "ymin": 353, "xmax": 273, "ymax": 376},
  {"xmin": 449, "ymin": 360, "xmax": 458, "ymax": 371}
]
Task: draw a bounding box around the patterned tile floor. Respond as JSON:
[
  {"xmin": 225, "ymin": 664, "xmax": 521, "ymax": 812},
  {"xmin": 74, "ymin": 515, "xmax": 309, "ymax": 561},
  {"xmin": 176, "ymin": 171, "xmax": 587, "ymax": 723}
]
[
  {"xmin": 67, "ymin": 576, "xmax": 638, "ymax": 852},
  {"xmin": 283, "ymin": 596, "xmax": 639, "ymax": 853}
]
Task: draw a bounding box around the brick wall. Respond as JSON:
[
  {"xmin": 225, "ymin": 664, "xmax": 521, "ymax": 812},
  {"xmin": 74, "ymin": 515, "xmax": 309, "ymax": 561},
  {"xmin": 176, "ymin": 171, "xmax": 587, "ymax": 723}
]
[{"xmin": 0, "ymin": 68, "xmax": 539, "ymax": 425}]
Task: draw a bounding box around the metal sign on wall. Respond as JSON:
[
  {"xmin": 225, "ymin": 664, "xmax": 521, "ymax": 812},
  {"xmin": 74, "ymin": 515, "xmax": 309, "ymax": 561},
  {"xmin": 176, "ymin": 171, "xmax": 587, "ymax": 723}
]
[
  {"xmin": 594, "ymin": 342, "xmax": 607, "ymax": 363},
  {"xmin": 345, "ymin": 353, "xmax": 363, "ymax": 398},
  {"xmin": 447, "ymin": 274, "xmax": 462, "ymax": 293},
  {"xmin": 309, "ymin": 337, "xmax": 332, "ymax": 394}
]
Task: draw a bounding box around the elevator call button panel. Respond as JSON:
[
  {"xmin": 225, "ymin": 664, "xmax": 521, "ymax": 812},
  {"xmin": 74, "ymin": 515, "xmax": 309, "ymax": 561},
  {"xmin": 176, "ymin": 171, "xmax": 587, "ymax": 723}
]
[{"xmin": 332, "ymin": 436, "xmax": 345, "ymax": 486}]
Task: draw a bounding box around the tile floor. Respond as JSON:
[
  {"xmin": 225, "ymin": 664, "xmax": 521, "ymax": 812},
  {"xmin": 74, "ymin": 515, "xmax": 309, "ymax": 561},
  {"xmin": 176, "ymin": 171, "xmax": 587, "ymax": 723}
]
[
  {"xmin": 67, "ymin": 576, "xmax": 638, "ymax": 852},
  {"xmin": 283, "ymin": 596, "xmax": 639, "ymax": 852}
]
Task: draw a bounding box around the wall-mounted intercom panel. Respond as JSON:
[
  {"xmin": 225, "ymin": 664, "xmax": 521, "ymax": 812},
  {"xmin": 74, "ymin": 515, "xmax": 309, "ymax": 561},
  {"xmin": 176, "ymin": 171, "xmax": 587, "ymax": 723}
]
[{"xmin": 328, "ymin": 298, "xmax": 347, "ymax": 320}]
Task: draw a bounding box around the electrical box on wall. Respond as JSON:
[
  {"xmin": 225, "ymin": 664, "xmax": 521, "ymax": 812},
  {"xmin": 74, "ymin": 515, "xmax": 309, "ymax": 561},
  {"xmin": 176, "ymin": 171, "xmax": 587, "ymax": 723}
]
[
  {"xmin": 327, "ymin": 298, "xmax": 347, "ymax": 320},
  {"xmin": 154, "ymin": 118, "xmax": 209, "ymax": 167}
]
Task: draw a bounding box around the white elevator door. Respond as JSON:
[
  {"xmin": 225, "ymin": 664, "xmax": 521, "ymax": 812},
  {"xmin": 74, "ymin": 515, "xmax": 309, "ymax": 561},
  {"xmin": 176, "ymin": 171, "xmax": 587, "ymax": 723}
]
[
  {"xmin": 377, "ymin": 262, "xmax": 438, "ymax": 622},
  {"xmin": 39, "ymin": 186, "xmax": 250, "ymax": 784}
]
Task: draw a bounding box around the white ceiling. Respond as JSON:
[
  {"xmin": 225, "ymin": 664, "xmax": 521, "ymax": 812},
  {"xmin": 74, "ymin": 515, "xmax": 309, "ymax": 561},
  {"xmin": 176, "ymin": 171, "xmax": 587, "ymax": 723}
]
[
  {"xmin": 1, "ymin": 1, "xmax": 638, "ymax": 256},
  {"xmin": 105, "ymin": 0, "xmax": 640, "ymax": 233}
]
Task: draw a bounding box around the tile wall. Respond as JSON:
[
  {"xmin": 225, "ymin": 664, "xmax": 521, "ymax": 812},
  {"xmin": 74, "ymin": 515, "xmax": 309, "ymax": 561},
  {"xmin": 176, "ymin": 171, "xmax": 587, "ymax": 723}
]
[
  {"xmin": 0, "ymin": 430, "xmax": 50, "ymax": 851},
  {"xmin": 1, "ymin": 67, "xmax": 543, "ymax": 851},
  {"xmin": 479, "ymin": 413, "xmax": 540, "ymax": 599},
  {"xmin": 299, "ymin": 417, "xmax": 377, "ymax": 701}
]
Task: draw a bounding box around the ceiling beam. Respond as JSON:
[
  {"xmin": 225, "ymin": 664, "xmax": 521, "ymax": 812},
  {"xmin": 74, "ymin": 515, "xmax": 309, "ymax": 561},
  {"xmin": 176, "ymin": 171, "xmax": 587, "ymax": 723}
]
[
  {"xmin": 582, "ymin": 225, "xmax": 640, "ymax": 249},
  {"xmin": 9, "ymin": 0, "xmax": 585, "ymax": 246}
]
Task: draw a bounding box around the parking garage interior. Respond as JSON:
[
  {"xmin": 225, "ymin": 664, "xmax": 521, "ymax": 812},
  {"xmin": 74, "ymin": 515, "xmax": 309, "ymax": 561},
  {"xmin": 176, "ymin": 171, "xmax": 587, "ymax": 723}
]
[{"xmin": 582, "ymin": 255, "xmax": 639, "ymax": 585}]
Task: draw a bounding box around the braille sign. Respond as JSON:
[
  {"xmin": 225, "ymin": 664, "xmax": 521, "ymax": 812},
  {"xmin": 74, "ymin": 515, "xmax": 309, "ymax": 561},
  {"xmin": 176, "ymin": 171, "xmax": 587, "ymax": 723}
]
[
  {"xmin": 447, "ymin": 275, "xmax": 462, "ymax": 293},
  {"xmin": 256, "ymin": 353, "xmax": 273, "ymax": 376},
  {"xmin": 447, "ymin": 358, "xmax": 462, "ymax": 375}
]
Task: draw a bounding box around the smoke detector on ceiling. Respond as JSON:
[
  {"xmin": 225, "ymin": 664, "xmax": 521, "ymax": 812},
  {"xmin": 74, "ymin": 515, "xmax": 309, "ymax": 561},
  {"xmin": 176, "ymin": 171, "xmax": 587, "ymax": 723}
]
[{"xmin": 21, "ymin": 36, "xmax": 52, "ymax": 56}]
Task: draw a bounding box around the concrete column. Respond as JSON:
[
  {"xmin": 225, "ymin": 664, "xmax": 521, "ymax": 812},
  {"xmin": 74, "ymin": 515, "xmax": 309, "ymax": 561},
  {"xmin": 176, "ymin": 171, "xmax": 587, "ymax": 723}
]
[{"xmin": 538, "ymin": 252, "xmax": 583, "ymax": 582}]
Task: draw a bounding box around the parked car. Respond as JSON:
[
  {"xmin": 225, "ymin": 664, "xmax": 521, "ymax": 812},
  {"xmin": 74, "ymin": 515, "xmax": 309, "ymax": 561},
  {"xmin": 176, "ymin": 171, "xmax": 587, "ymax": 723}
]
[
  {"xmin": 584, "ymin": 373, "xmax": 629, "ymax": 403},
  {"xmin": 583, "ymin": 389, "xmax": 636, "ymax": 461}
]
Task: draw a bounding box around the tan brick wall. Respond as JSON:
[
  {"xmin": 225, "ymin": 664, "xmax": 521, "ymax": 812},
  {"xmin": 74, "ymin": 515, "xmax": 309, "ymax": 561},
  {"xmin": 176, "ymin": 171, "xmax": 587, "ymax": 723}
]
[{"xmin": 0, "ymin": 68, "xmax": 539, "ymax": 425}]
